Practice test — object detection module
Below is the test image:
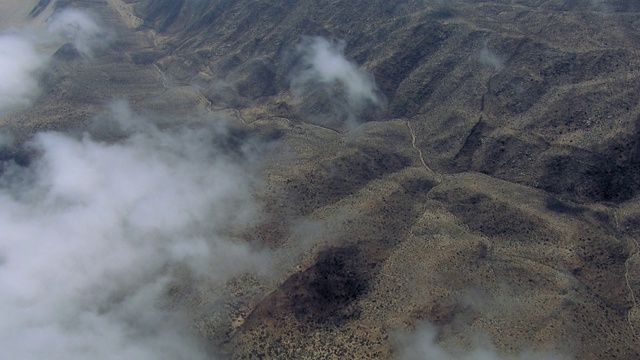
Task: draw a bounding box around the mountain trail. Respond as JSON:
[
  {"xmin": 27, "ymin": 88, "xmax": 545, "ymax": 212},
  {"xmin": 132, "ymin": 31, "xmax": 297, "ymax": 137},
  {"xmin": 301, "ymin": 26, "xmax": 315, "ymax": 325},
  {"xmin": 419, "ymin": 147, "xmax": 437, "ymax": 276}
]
[{"xmin": 406, "ymin": 120, "xmax": 443, "ymax": 183}]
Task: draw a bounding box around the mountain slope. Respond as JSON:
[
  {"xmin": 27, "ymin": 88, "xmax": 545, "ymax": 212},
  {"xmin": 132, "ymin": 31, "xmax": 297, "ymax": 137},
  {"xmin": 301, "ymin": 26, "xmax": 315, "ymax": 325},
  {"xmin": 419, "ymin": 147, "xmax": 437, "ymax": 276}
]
[{"xmin": 2, "ymin": 0, "xmax": 640, "ymax": 359}]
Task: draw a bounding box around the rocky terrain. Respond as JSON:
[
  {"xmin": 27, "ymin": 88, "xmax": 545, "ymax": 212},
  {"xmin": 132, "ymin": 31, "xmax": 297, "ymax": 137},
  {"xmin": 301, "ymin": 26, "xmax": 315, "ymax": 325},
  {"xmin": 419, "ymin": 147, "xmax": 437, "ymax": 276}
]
[{"xmin": 1, "ymin": 0, "xmax": 640, "ymax": 359}]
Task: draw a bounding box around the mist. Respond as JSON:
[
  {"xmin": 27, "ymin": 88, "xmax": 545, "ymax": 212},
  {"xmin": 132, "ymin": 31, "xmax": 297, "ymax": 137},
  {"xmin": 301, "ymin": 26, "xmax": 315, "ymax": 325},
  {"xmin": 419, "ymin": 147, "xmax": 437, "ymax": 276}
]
[
  {"xmin": 0, "ymin": 32, "xmax": 47, "ymax": 115},
  {"xmin": 0, "ymin": 100, "xmax": 272, "ymax": 359},
  {"xmin": 0, "ymin": 8, "xmax": 108, "ymax": 116},
  {"xmin": 479, "ymin": 45, "xmax": 504, "ymax": 71},
  {"xmin": 47, "ymin": 8, "xmax": 109, "ymax": 58},
  {"xmin": 289, "ymin": 36, "xmax": 386, "ymax": 130},
  {"xmin": 0, "ymin": 7, "xmax": 275, "ymax": 358},
  {"xmin": 396, "ymin": 322, "xmax": 568, "ymax": 360}
]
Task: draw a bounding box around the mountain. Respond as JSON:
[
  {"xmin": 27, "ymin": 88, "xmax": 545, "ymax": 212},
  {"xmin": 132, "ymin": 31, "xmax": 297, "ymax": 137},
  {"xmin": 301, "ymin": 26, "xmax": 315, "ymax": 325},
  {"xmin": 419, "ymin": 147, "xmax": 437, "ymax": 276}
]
[{"xmin": 2, "ymin": 0, "xmax": 640, "ymax": 359}]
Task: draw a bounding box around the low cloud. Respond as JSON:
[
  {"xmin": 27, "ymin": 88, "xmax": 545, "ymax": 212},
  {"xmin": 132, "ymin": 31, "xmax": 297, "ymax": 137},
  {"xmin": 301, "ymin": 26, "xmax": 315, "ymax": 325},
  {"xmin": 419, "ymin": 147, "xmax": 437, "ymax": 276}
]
[
  {"xmin": 396, "ymin": 322, "xmax": 568, "ymax": 360},
  {"xmin": 0, "ymin": 32, "xmax": 48, "ymax": 115},
  {"xmin": 0, "ymin": 7, "xmax": 109, "ymax": 116},
  {"xmin": 479, "ymin": 45, "xmax": 504, "ymax": 71},
  {"xmin": 289, "ymin": 36, "xmax": 386, "ymax": 130},
  {"xmin": 0, "ymin": 101, "xmax": 272, "ymax": 359},
  {"xmin": 47, "ymin": 8, "xmax": 110, "ymax": 58},
  {"xmin": 0, "ymin": 130, "xmax": 13, "ymax": 148},
  {"xmin": 588, "ymin": 0, "xmax": 613, "ymax": 12}
]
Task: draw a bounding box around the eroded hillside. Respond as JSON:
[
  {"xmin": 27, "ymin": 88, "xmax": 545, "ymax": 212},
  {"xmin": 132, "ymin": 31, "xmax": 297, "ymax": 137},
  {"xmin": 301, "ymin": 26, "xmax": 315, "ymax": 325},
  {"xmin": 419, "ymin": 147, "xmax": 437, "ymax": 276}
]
[{"xmin": 1, "ymin": 0, "xmax": 640, "ymax": 359}]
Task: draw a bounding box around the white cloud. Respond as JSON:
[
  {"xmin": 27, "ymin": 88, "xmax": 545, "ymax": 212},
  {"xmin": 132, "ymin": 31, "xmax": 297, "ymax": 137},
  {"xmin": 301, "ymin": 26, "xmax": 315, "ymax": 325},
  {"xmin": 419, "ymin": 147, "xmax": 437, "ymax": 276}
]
[
  {"xmin": 0, "ymin": 32, "xmax": 48, "ymax": 115},
  {"xmin": 588, "ymin": 0, "xmax": 613, "ymax": 12},
  {"xmin": 0, "ymin": 8, "xmax": 110, "ymax": 116},
  {"xmin": 289, "ymin": 36, "xmax": 385, "ymax": 130},
  {"xmin": 0, "ymin": 102, "xmax": 271, "ymax": 359},
  {"xmin": 479, "ymin": 46, "xmax": 504, "ymax": 71},
  {"xmin": 47, "ymin": 8, "xmax": 109, "ymax": 58},
  {"xmin": 0, "ymin": 130, "xmax": 13, "ymax": 148},
  {"xmin": 396, "ymin": 322, "xmax": 569, "ymax": 360}
]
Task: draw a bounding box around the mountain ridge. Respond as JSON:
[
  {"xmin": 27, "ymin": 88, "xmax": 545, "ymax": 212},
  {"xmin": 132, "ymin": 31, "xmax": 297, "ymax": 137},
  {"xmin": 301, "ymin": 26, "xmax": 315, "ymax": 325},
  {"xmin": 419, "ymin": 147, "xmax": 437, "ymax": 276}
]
[{"xmin": 2, "ymin": 0, "xmax": 640, "ymax": 358}]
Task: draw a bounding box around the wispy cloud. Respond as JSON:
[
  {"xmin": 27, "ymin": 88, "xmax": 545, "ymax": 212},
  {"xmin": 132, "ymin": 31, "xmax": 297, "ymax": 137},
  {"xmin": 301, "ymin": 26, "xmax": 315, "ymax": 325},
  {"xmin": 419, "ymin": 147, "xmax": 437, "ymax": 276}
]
[
  {"xmin": 0, "ymin": 32, "xmax": 48, "ymax": 115},
  {"xmin": 0, "ymin": 101, "xmax": 271, "ymax": 359},
  {"xmin": 289, "ymin": 36, "xmax": 386, "ymax": 130},
  {"xmin": 396, "ymin": 322, "xmax": 569, "ymax": 360},
  {"xmin": 0, "ymin": 7, "xmax": 110, "ymax": 116},
  {"xmin": 479, "ymin": 45, "xmax": 504, "ymax": 71},
  {"xmin": 47, "ymin": 8, "xmax": 110, "ymax": 58}
]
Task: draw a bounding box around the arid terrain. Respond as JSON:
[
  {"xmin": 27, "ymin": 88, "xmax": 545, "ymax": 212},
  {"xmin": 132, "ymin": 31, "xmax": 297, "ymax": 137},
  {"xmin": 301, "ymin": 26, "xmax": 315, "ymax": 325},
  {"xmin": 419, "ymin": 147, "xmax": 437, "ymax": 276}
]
[{"xmin": 1, "ymin": 0, "xmax": 640, "ymax": 359}]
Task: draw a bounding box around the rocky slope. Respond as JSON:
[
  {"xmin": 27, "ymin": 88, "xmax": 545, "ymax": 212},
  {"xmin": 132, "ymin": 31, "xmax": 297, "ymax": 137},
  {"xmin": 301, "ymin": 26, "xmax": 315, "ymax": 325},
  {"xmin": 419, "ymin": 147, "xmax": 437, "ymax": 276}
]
[{"xmin": 2, "ymin": 0, "xmax": 640, "ymax": 359}]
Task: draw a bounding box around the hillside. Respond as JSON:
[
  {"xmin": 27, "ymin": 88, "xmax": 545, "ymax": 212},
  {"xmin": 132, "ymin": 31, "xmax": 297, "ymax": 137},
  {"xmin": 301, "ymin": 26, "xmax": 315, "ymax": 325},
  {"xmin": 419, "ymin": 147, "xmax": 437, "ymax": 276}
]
[{"xmin": 1, "ymin": 0, "xmax": 639, "ymax": 359}]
